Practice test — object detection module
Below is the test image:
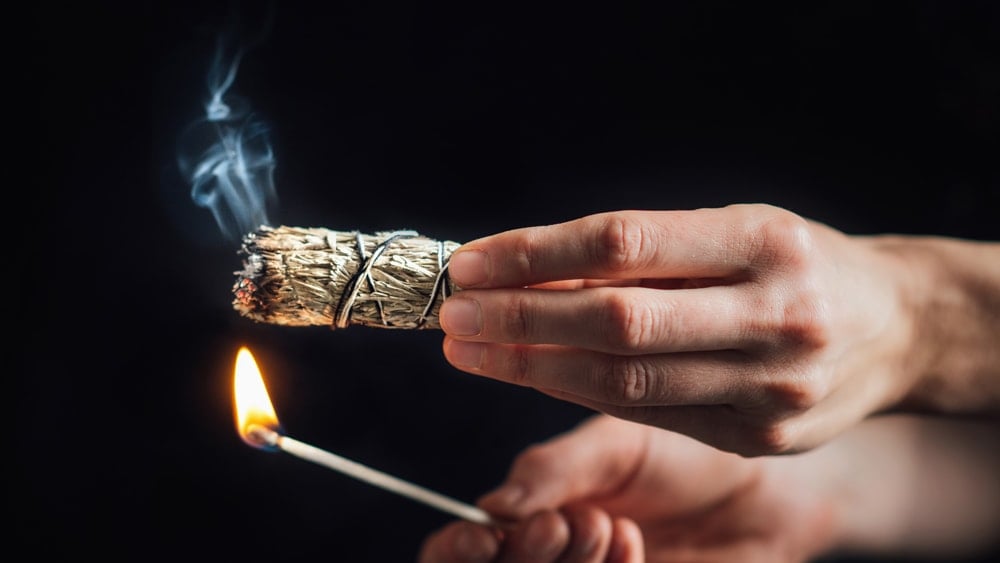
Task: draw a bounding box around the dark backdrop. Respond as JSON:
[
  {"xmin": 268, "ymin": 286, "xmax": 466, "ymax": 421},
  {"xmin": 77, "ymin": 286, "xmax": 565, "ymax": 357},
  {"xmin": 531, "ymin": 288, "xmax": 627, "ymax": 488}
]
[{"xmin": 22, "ymin": 1, "xmax": 998, "ymax": 561}]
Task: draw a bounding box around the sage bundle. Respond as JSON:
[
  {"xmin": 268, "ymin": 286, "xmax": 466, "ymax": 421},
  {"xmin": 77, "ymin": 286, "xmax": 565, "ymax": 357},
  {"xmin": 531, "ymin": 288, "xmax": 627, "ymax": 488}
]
[{"xmin": 232, "ymin": 225, "xmax": 460, "ymax": 330}]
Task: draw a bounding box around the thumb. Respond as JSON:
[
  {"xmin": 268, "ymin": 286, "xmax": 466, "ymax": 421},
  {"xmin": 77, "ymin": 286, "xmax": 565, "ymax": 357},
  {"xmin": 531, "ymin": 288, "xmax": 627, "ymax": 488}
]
[{"xmin": 479, "ymin": 415, "xmax": 651, "ymax": 520}]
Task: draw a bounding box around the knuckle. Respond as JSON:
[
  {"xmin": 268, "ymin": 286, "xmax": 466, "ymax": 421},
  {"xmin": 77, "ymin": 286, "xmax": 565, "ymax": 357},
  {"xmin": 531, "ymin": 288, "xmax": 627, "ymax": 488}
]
[
  {"xmin": 779, "ymin": 292, "xmax": 833, "ymax": 349},
  {"xmin": 609, "ymin": 356, "xmax": 657, "ymax": 404},
  {"xmin": 776, "ymin": 387, "xmax": 818, "ymax": 415},
  {"xmin": 753, "ymin": 210, "xmax": 816, "ymax": 271},
  {"xmin": 745, "ymin": 267, "xmax": 834, "ymax": 350},
  {"xmin": 593, "ymin": 214, "xmax": 648, "ymax": 274},
  {"xmin": 511, "ymin": 229, "xmax": 542, "ymax": 279},
  {"xmin": 742, "ymin": 359, "xmax": 829, "ymax": 415},
  {"xmin": 504, "ymin": 345, "xmax": 533, "ymax": 386},
  {"xmin": 745, "ymin": 276, "xmax": 832, "ymax": 352},
  {"xmin": 748, "ymin": 420, "xmax": 799, "ymax": 455},
  {"xmin": 766, "ymin": 373, "xmax": 828, "ymax": 413},
  {"xmin": 511, "ymin": 443, "xmax": 552, "ymax": 475},
  {"xmin": 502, "ymin": 294, "xmax": 534, "ymax": 340},
  {"xmin": 602, "ymin": 293, "xmax": 659, "ymax": 351}
]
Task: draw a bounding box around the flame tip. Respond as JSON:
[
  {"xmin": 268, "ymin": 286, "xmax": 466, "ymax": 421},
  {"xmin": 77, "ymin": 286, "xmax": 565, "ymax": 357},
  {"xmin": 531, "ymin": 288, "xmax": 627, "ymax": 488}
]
[{"xmin": 233, "ymin": 345, "xmax": 280, "ymax": 444}]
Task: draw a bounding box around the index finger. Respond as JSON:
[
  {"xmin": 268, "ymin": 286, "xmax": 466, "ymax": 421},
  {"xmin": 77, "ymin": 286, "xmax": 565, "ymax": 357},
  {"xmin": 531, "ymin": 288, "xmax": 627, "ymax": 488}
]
[{"xmin": 448, "ymin": 204, "xmax": 787, "ymax": 288}]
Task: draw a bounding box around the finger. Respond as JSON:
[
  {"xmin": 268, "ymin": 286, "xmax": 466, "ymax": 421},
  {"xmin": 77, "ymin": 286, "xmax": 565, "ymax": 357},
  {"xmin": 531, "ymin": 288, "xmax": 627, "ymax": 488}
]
[
  {"xmin": 528, "ymin": 279, "xmax": 639, "ymax": 290},
  {"xmin": 558, "ymin": 505, "xmax": 613, "ymax": 563},
  {"xmin": 478, "ymin": 416, "xmax": 649, "ymax": 520},
  {"xmin": 418, "ymin": 520, "xmax": 500, "ymax": 563},
  {"xmin": 440, "ymin": 285, "xmax": 755, "ymax": 354},
  {"xmin": 531, "ymin": 278, "xmax": 731, "ymax": 291},
  {"xmin": 607, "ymin": 517, "xmax": 645, "ymax": 563},
  {"xmin": 539, "ymin": 388, "xmax": 782, "ymax": 456},
  {"xmin": 443, "ymin": 339, "xmax": 754, "ymax": 407},
  {"xmin": 497, "ymin": 510, "xmax": 570, "ymax": 563},
  {"xmin": 448, "ymin": 206, "xmax": 783, "ymax": 288}
]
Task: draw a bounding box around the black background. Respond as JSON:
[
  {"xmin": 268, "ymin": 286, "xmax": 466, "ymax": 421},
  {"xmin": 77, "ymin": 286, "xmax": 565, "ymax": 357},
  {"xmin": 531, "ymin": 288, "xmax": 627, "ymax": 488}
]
[{"xmin": 22, "ymin": 1, "xmax": 998, "ymax": 561}]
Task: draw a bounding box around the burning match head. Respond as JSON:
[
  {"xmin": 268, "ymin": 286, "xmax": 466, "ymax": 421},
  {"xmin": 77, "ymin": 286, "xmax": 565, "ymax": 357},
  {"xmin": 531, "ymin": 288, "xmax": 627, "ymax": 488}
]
[
  {"xmin": 233, "ymin": 346, "xmax": 284, "ymax": 452},
  {"xmin": 246, "ymin": 424, "xmax": 281, "ymax": 449}
]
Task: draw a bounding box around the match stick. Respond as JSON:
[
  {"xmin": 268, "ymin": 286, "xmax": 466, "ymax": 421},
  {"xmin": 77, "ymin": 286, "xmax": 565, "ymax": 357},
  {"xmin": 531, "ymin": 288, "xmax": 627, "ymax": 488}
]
[{"xmin": 247, "ymin": 424, "xmax": 498, "ymax": 526}]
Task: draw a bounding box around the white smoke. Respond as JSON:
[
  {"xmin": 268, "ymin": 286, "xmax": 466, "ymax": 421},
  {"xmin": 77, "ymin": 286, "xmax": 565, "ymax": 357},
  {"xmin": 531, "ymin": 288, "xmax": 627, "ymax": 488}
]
[{"xmin": 177, "ymin": 30, "xmax": 277, "ymax": 243}]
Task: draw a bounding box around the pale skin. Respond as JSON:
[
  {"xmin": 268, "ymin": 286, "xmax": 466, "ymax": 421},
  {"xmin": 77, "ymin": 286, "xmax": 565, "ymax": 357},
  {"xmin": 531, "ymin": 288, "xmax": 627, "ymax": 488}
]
[
  {"xmin": 439, "ymin": 204, "xmax": 1000, "ymax": 455},
  {"xmin": 417, "ymin": 414, "xmax": 1000, "ymax": 563}
]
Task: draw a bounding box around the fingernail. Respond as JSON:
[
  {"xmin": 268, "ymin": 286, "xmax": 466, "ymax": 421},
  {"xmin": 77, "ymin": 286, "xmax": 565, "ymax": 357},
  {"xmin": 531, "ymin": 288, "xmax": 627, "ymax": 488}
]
[
  {"xmin": 441, "ymin": 298, "xmax": 482, "ymax": 336},
  {"xmin": 447, "ymin": 340, "xmax": 484, "ymax": 369},
  {"xmin": 449, "ymin": 249, "xmax": 490, "ymax": 287}
]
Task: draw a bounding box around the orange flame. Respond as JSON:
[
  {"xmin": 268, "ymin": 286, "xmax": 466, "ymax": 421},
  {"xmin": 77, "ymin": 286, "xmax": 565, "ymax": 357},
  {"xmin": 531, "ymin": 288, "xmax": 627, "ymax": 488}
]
[{"xmin": 233, "ymin": 346, "xmax": 281, "ymax": 448}]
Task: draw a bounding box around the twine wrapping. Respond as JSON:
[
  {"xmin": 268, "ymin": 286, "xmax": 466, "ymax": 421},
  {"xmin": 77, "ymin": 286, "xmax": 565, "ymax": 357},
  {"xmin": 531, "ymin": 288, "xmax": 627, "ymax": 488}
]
[{"xmin": 232, "ymin": 225, "xmax": 461, "ymax": 329}]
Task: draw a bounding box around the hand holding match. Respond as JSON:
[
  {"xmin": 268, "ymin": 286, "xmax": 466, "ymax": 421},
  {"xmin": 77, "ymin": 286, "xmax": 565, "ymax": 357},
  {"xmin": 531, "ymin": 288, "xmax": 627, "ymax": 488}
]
[{"xmin": 233, "ymin": 347, "xmax": 501, "ymax": 528}]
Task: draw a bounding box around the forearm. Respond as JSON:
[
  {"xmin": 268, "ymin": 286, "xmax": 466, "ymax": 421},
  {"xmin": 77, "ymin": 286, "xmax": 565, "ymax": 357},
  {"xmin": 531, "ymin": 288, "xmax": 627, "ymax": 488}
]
[
  {"xmin": 869, "ymin": 236, "xmax": 1000, "ymax": 414},
  {"xmin": 772, "ymin": 414, "xmax": 1000, "ymax": 559}
]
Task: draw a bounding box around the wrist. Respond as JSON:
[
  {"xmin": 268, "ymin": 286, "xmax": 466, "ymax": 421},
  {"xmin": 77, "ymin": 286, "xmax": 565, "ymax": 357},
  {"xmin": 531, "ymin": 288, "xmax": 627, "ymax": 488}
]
[{"xmin": 872, "ymin": 236, "xmax": 1000, "ymax": 414}]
